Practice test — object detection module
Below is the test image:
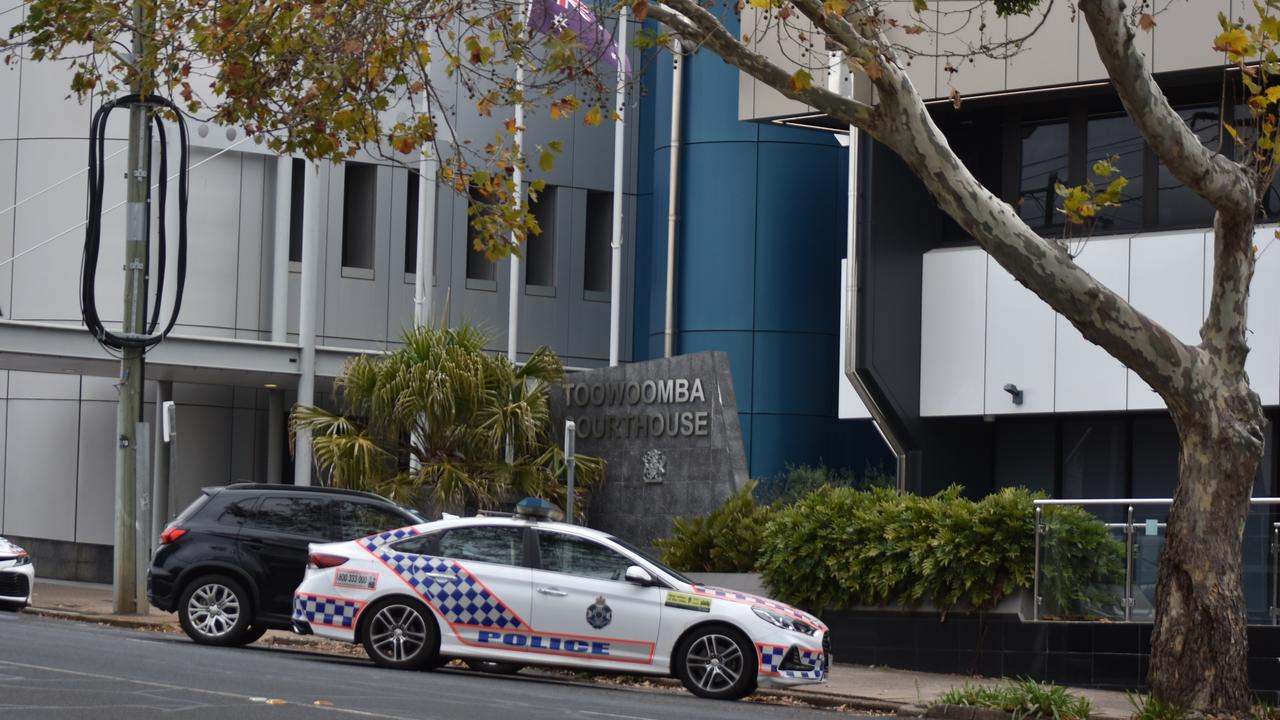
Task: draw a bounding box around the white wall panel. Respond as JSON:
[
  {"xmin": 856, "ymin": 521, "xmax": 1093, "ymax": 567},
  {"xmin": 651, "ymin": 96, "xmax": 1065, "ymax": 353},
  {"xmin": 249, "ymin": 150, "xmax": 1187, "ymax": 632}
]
[
  {"xmin": 985, "ymin": 257, "xmax": 1055, "ymax": 414},
  {"xmin": 1006, "ymin": 0, "xmax": 1076, "ymax": 90},
  {"xmin": 16, "ymin": 53, "xmax": 94, "ymax": 140},
  {"xmin": 936, "ymin": 3, "xmax": 1006, "ymax": 97},
  {"xmin": 1127, "ymin": 230, "xmax": 1206, "ymax": 410},
  {"xmin": 180, "ymin": 148, "xmax": 244, "ymax": 330},
  {"xmin": 920, "ymin": 247, "xmax": 987, "ymax": 416},
  {"xmin": 1055, "ymin": 237, "xmax": 1130, "ymax": 412},
  {"xmin": 4, "ymin": 400, "xmax": 78, "ymax": 540},
  {"xmin": 0, "ymin": 400, "xmax": 7, "ymax": 533},
  {"xmin": 9, "ymin": 371, "xmax": 79, "ymax": 400},
  {"xmin": 75, "ymin": 401, "xmax": 116, "ymax": 545}
]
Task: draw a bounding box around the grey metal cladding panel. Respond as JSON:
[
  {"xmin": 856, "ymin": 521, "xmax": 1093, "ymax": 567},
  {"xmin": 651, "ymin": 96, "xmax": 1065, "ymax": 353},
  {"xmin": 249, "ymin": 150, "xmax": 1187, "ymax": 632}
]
[
  {"xmin": 254, "ymin": 158, "xmax": 282, "ymax": 340},
  {"xmin": 936, "ymin": 3, "xmax": 1006, "ymax": 97},
  {"xmin": 230, "ymin": 407, "xmax": 260, "ymax": 483},
  {"xmin": 429, "ymin": 183, "xmax": 457, "ymax": 324},
  {"xmin": 569, "ymin": 78, "xmax": 619, "ymax": 192},
  {"xmin": 387, "ymin": 169, "xmax": 415, "ymax": 342},
  {"xmin": 1006, "ymin": 0, "xmax": 1077, "ymax": 90},
  {"xmin": 1150, "ymin": 0, "xmax": 1229, "ymax": 75},
  {"xmin": 17, "ymin": 49, "xmax": 94, "ymax": 140},
  {"xmin": 9, "ymin": 370, "xmax": 79, "ymax": 400},
  {"xmin": 0, "ymin": 399, "xmax": 5, "ymax": 532},
  {"xmin": 234, "ymin": 153, "xmax": 268, "ymax": 336},
  {"xmin": 565, "ymin": 187, "xmax": 609, "ymax": 361},
  {"xmin": 179, "ymin": 147, "xmax": 243, "ymax": 330},
  {"xmin": 11, "ymin": 139, "xmax": 113, "ymax": 322},
  {"xmin": 448, "ymin": 188, "xmax": 511, "ymax": 348},
  {"xmin": 0, "ymin": 141, "xmax": 14, "ymax": 317},
  {"xmin": 168, "ymin": 404, "xmax": 234, "ymax": 513},
  {"xmin": 322, "ymin": 163, "xmax": 391, "ymax": 345},
  {"xmin": 4, "ymin": 399, "xmax": 78, "ymax": 541},
  {"xmin": 0, "ymin": 8, "xmax": 18, "ymax": 141},
  {"xmin": 75, "ymin": 399, "xmax": 116, "ymax": 545}
]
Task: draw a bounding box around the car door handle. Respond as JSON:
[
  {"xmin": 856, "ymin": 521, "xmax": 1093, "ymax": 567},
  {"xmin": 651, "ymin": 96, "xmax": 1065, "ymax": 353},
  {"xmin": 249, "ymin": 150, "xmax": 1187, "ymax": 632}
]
[
  {"xmin": 424, "ymin": 571, "xmax": 456, "ymax": 582},
  {"xmin": 536, "ymin": 587, "xmax": 567, "ymax": 597}
]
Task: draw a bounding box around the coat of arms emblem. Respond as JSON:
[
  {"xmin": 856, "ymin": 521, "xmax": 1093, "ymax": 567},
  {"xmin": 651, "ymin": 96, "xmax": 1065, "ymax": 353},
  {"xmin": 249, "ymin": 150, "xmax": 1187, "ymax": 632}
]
[
  {"xmin": 586, "ymin": 595, "xmax": 612, "ymax": 629},
  {"xmin": 642, "ymin": 448, "xmax": 666, "ymax": 483}
]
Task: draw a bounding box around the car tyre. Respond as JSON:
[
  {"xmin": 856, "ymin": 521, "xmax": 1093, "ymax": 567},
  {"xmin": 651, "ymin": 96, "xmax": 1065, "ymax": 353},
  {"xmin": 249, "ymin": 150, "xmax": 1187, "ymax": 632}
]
[
  {"xmin": 241, "ymin": 624, "xmax": 270, "ymax": 645},
  {"xmin": 360, "ymin": 597, "xmax": 439, "ymax": 670},
  {"xmin": 464, "ymin": 659, "xmax": 524, "ymax": 675},
  {"xmin": 0, "ymin": 601, "xmax": 24, "ymax": 613},
  {"xmin": 675, "ymin": 624, "xmax": 757, "ymax": 700},
  {"xmin": 178, "ymin": 574, "xmax": 255, "ymax": 646}
]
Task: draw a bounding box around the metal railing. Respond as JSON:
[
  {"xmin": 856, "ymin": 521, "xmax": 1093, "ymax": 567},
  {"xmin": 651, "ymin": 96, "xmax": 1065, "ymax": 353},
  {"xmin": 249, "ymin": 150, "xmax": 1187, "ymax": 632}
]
[{"xmin": 1032, "ymin": 497, "xmax": 1280, "ymax": 623}]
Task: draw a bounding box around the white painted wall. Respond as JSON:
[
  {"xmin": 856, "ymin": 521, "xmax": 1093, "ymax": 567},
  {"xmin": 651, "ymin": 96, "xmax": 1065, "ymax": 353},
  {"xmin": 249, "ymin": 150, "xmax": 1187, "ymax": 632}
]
[{"xmin": 920, "ymin": 226, "xmax": 1280, "ymax": 416}]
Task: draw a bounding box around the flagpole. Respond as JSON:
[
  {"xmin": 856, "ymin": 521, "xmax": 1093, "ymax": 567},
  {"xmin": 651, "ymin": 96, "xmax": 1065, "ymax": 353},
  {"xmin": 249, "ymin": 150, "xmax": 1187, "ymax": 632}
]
[
  {"xmin": 508, "ymin": 0, "xmax": 525, "ymax": 363},
  {"xmin": 607, "ymin": 6, "xmax": 628, "ymax": 367}
]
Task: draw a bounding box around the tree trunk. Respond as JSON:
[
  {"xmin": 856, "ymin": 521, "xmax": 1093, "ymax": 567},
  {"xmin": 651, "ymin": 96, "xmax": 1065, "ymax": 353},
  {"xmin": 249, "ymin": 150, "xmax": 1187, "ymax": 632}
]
[{"xmin": 1152, "ymin": 388, "xmax": 1265, "ymax": 713}]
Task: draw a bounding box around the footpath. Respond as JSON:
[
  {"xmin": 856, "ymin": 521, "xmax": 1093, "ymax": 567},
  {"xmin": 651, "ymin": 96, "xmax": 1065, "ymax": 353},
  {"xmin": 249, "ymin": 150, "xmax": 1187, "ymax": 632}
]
[{"xmin": 27, "ymin": 579, "xmax": 1133, "ymax": 719}]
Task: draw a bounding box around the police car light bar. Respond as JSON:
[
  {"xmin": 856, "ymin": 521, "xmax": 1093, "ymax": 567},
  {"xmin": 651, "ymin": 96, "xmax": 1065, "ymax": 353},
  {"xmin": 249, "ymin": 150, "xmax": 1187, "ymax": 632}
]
[{"xmin": 515, "ymin": 497, "xmax": 563, "ymax": 521}]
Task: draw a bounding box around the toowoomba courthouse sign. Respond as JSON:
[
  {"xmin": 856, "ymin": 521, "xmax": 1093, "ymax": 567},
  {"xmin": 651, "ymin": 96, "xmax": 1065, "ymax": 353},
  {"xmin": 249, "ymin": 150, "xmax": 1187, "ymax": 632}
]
[{"xmin": 551, "ymin": 351, "xmax": 750, "ymax": 549}]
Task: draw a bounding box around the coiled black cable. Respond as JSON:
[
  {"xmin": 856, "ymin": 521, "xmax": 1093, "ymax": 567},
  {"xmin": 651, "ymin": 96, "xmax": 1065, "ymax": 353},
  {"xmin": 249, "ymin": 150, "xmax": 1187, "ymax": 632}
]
[{"xmin": 81, "ymin": 94, "xmax": 188, "ymax": 351}]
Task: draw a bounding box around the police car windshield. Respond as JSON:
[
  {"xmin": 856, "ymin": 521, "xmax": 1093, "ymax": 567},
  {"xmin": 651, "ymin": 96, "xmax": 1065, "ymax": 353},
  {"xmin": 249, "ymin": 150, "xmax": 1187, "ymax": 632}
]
[{"xmin": 608, "ymin": 536, "xmax": 693, "ymax": 585}]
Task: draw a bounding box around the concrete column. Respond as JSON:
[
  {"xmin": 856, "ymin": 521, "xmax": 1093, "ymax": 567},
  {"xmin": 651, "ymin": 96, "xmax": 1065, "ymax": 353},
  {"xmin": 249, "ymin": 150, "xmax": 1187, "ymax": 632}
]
[{"xmin": 268, "ymin": 155, "xmax": 292, "ymax": 484}]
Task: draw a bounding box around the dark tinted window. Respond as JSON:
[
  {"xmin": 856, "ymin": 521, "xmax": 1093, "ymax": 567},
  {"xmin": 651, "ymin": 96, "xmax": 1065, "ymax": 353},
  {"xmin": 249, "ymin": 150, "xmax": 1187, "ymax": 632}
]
[
  {"xmin": 1086, "ymin": 115, "xmax": 1145, "ymax": 233},
  {"xmin": 437, "ymin": 526, "xmax": 523, "ymax": 566},
  {"xmin": 390, "ymin": 534, "xmax": 437, "ymax": 555},
  {"xmin": 1018, "ymin": 120, "xmax": 1070, "ymax": 229},
  {"xmin": 538, "ymin": 532, "xmax": 632, "ymax": 582},
  {"xmin": 332, "ymin": 501, "xmax": 411, "ymax": 541},
  {"xmin": 217, "ymin": 497, "xmax": 260, "ymax": 526},
  {"xmin": 245, "ymin": 496, "xmax": 330, "ymax": 537},
  {"xmin": 1156, "ymin": 105, "xmax": 1218, "ymax": 228}
]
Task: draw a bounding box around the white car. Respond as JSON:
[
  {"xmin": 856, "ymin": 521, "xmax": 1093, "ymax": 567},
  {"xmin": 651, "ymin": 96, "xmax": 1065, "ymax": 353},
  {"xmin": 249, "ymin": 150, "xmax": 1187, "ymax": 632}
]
[
  {"xmin": 0, "ymin": 536, "xmax": 33, "ymax": 611},
  {"xmin": 292, "ymin": 499, "xmax": 828, "ymax": 700}
]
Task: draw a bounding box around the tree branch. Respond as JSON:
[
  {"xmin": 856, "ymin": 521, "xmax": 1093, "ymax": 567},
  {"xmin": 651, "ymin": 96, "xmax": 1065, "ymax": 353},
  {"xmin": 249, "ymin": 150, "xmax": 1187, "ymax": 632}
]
[
  {"xmin": 649, "ymin": 0, "xmax": 879, "ymax": 129},
  {"xmin": 1079, "ymin": 0, "xmax": 1252, "ymax": 215}
]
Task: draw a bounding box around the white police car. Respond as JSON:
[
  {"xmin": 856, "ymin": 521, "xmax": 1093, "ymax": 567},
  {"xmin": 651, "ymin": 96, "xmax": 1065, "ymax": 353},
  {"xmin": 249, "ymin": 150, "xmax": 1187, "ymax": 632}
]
[
  {"xmin": 292, "ymin": 498, "xmax": 828, "ymax": 700},
  {"xmin": 0, "ymin": 536, "xmax": 34, "ymax": 611}
]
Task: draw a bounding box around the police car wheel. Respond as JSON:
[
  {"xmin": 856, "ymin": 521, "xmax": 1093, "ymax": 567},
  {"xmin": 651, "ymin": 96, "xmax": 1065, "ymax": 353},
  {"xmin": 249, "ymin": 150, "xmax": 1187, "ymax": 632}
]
[
  {"xmin": 361, "ymin": 598, "xmax": 438, "ymax": 670},
  {"xmin": 675, "ymin": 625, "xmax": 757, "ymax": 700},
  {"xmin": 464, "ymin": 659, "xmax": 524, "ymax": 675},
  {"xmin": 178, "ymin": 575, "xmax": 254, "ymax": 646}
]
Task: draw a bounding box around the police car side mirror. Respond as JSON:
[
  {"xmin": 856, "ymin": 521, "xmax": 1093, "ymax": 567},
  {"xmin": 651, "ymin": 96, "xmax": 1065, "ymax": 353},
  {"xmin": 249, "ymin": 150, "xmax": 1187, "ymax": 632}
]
[{"xmin": 624, "ymin": 565, "xmax": 655, "ymax": 587}]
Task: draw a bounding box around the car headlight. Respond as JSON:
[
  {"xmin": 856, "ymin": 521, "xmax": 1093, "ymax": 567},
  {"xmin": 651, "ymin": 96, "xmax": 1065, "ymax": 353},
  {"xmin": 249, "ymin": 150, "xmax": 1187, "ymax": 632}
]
[
  {"xmin": 752, "ymin": 606, "xmax": 816, "ymax": 636},
  {"xmin": 13, "ymin": 553, "xmax": 30, "ymax": 566}
]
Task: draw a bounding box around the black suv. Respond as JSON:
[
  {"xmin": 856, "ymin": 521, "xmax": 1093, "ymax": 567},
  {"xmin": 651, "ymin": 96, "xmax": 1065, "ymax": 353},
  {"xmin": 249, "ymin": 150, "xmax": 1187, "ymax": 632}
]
[{"xmin": 148, "ymin": 483, "xmax": 424, "ymax": 646}]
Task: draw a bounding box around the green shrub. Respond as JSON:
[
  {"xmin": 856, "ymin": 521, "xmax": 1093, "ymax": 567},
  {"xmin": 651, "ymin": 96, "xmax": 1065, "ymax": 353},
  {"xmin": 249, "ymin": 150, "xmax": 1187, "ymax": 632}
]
[
  {"xmin": 752, "ymin": 462, "xmax": 894, "ymax": 506},
  {"xmin": 756, "ymin": 485, "xmax": 1125, "ymax": 615},
  {"xmin": 654, "ymin": 482, "xmax": 773, "ymax": 572},
  {"xmin": 936, "ymin": 679, "xmax": 1093, "ymax": 720}
]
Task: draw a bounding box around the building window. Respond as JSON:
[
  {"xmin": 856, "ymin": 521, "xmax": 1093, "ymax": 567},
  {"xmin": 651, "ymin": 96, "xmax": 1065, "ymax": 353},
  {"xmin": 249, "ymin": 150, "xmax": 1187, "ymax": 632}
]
[
  {"xmin": 342, "ymin": 163, "xmax": 377, "ymax": 271},
  {"xmin": 1086, "ymin": 114, "xmax": 1145, "ymax": 233},
  {"xmin": 1156, "ymin": 105, "xmax": 1219, "ymax": 229},
  {"xmin": 1017, "ymin": 120, "xmax": 1070, "ymax": 230},
  {"xmin": 405, "ymin": 171, "xmax": 420, "ymax": 274},
  {"xmin": 466, "ymin": 188, "xmax": 496, "ymax": 282},
  {"xmin": 288, "ymin": 159, "xmax": 305, "ymax": 263},
  {"xmin": 583, "ymin": 190, "xmax": 611, "ymax": 295},
  {"xmin": 525, "ymin": 187, "xmax": 556, "ymax": 289}
]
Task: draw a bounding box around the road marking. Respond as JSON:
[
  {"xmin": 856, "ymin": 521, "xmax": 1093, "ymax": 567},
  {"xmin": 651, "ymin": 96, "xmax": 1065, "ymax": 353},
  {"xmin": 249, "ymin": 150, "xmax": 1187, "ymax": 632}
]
[
  {"xmin": 0, "ymin": 659, "xmax": 433, "ymax": 719},
  {"xmin": 578, "ymin": 711, "xmax": 659, "ymax": 720}
]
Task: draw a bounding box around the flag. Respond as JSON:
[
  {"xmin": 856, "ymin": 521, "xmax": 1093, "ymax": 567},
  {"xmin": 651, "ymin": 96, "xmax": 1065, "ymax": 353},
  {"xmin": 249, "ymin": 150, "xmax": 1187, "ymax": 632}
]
[{"xmin": 528, "ymin": 0, "xmax": 631, "ymax": 75}]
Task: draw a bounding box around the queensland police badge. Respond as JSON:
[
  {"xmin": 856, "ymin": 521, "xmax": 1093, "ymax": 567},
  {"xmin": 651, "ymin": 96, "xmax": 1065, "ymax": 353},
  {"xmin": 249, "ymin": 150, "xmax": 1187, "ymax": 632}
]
[{"xmin": 586, "ymin": 595, "xmax": 612, "ymax": 629}]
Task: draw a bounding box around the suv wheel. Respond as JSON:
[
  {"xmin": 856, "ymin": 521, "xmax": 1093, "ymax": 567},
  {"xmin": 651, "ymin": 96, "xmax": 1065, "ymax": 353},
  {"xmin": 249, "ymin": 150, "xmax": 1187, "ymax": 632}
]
[
  {"xmin": 675, "ymin": 624, "xmax": 757, "ymax": 700},
  {"xmin": 360, "ymin": 597, "xmax": 438, "ymax": 670},
  {"xmin": 178, "ymin": 575, "xmax": 254, "ymax": 646}
]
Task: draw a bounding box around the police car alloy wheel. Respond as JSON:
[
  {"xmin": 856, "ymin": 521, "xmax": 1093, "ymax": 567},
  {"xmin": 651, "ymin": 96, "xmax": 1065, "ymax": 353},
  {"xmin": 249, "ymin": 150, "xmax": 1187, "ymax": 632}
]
[
  {"xmin": 178, "ymin": 575, "xmax": 255, "ymax": 646},
  {"xmin": 360, "ymin": 598, "xmax": 439, "ymax": 670},
  {"xmin": 676, "ymin": 624, "xmax": 757, "ymax": 700}
]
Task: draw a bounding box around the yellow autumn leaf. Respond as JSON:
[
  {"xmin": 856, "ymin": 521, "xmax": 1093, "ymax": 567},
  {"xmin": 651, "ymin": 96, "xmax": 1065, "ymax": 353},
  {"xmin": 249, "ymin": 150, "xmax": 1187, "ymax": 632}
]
[
  {"xmin": 1265, "ymin": 86, "xmax": 1280, "ymax": 104},
  {"xmin": 1214, "ymin": 28, "xmax": 1250, "ymax": 57},
  {"xmin": 584, "ymin": 106, "xmax": 603, "ymax": 126},
  {"xmin": 790, "ymin": 69, "xmax": 812, "ymax": 93}
]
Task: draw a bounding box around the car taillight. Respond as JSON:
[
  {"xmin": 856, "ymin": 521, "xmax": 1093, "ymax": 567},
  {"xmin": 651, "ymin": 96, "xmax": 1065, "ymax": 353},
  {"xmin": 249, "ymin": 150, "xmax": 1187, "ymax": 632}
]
[
  {"xmin": 309, "ymin": 553, "xmax": 348, "ymax": 569},
  {"xmin": 159, "ymin": 527, "xmax": 187, "ymax": 545}
]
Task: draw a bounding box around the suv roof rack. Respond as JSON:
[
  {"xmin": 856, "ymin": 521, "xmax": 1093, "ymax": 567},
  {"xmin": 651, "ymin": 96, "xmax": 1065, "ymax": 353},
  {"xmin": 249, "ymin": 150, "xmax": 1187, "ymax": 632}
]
[{"xmin": 204, "ymin": 483, "xmax": 392, "ymax": 502}]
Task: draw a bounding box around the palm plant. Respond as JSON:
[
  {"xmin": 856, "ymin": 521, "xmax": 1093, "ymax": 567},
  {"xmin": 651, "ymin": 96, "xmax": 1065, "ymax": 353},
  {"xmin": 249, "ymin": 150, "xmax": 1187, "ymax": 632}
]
[{"xmin": 291, "ymin": 325, "xmax": 603, "ymax": 515}]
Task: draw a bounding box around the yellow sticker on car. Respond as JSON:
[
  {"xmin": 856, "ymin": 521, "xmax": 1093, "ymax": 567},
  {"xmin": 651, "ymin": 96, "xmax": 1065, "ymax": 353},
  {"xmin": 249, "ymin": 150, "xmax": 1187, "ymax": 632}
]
[{"xmin": 664, "ymin": 592, "xmax": 711, "ymax": 612}]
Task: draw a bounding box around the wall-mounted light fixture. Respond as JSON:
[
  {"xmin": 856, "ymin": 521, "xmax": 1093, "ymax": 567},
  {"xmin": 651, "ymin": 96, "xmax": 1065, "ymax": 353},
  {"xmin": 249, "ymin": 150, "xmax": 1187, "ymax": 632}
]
[{"xmin": 1003, "ymin": 383, "xmax": 1024, "ymax": 406}]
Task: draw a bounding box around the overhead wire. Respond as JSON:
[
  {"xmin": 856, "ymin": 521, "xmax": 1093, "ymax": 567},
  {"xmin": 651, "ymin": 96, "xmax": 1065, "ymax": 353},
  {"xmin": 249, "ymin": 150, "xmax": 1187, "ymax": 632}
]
[
  {"xmin": 0, "ymin": 147, "xmax": 128, "ymax": 220},
  {"xmin": 0, "ymin": 133, "xmax": 251, "ymax": 270}
]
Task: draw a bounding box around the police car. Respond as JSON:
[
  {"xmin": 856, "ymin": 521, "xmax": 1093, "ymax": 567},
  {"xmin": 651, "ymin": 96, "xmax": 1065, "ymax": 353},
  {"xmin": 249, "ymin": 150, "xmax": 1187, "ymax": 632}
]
[
  {"xmin": 292, "ymin": 498, "xmax": 828, "ymax": 700},
  {"xmin": 0, "ymin": 536, "xmax": 34, "ymax": 611}
]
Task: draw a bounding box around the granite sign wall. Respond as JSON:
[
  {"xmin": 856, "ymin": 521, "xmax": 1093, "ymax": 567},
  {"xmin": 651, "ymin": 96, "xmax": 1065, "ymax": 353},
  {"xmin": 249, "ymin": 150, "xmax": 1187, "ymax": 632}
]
[{"xmin": 551, "ymin": 351, "xmax": 750, "ymax": 550}]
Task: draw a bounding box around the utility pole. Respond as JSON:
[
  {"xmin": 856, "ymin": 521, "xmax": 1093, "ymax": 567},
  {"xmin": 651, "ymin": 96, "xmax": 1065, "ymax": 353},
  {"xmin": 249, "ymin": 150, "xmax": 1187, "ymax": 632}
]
[{"xmin": 113, "ymin": 0, "xmax": 150, "ymax": 614}]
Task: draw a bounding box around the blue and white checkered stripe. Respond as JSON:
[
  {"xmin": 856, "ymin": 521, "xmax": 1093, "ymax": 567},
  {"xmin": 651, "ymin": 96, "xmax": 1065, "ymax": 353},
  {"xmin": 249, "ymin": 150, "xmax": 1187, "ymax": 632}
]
[
  {"xmin": 359, "ymin": 534, "xmax": 524, "ymax": 630},
  {"xmin": 694, "ymin": 585, "xmax": 826, "ymax": 630},
  {"xmin": 757, "ymin": 643, "xmax": 826, "ymax": 680},
  {"xmin": 361, "ymin": 526, "xmax": 422, "ymax": 548},
  {"xmin": 294, "ymin": 593, "xmax": 364, "ymax": 629}
]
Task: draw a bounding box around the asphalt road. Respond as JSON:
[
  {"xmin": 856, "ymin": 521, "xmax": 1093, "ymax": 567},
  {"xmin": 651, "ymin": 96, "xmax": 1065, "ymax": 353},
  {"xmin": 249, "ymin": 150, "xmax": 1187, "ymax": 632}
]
[{"xmin": 0, "ymin": 611, "xmax": 859, "ymax": 720}]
